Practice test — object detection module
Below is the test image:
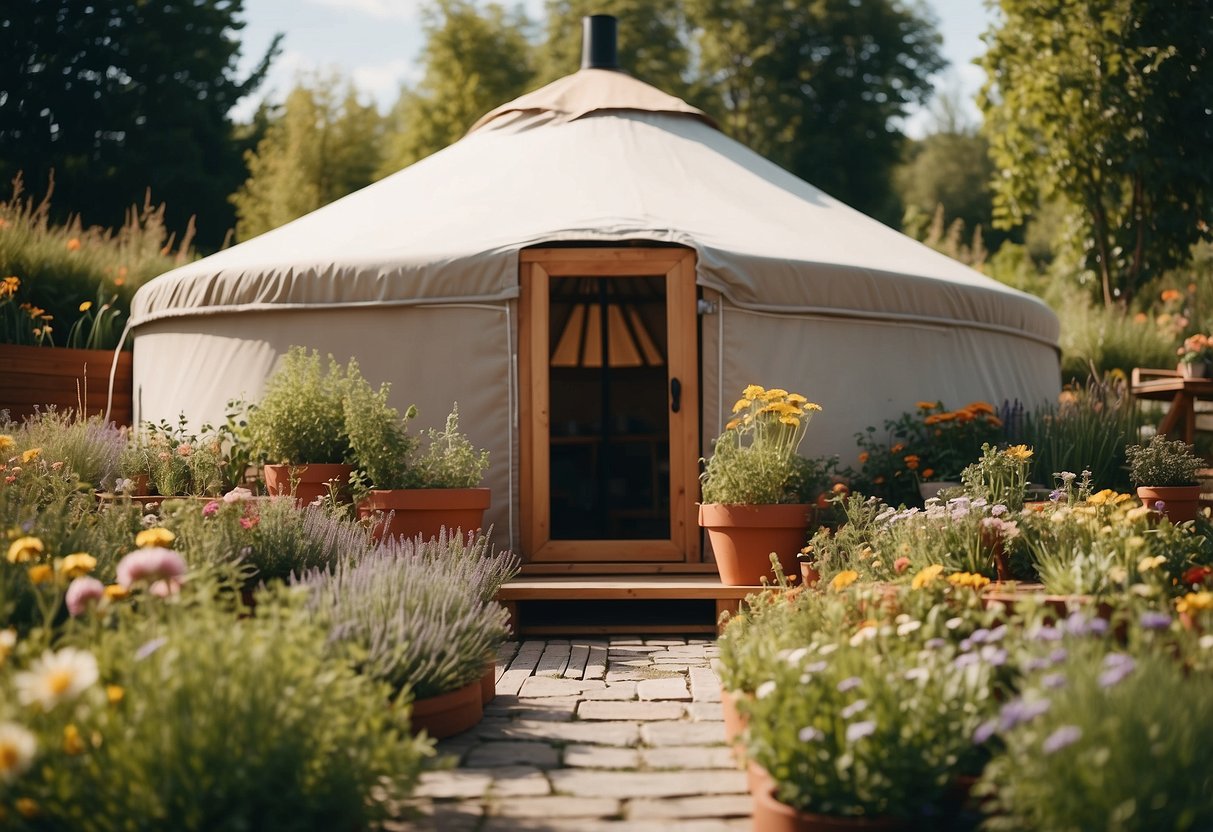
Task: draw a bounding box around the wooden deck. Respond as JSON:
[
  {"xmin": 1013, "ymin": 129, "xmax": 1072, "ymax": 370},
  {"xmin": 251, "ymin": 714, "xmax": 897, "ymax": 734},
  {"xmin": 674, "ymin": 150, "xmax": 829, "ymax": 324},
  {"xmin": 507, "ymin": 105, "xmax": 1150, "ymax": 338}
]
[{"xmin": 497, "ymin": 574, "xmax": 765, "ymax": 636}]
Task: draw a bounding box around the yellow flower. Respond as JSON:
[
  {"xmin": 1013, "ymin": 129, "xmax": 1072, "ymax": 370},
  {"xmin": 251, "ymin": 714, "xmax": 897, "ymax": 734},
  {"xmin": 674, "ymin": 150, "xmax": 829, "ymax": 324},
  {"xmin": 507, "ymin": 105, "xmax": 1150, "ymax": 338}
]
[
  {"xmin": 6, "ymin": 537, "xmax": 43, "ymax": 564},
  {"xmin": 15, "ymin": 797, "xmax": 38, "ymax": 819},
  {"xmin": 26, "ymin": 565, "xmax": 53, "ymax": 585},
  {"xmin": 1176, "ymin": 591, "xmax": 1213, "ymax": 614},
  {"xmin": 103, "ymin": 584, "xmax": 130, "ymax": 601},
  {"xmin": 1137, "ymin": 556, "xmax": 1168, "ymax": 574},
  {"xmin": 742, "ymin": 384, "xmax": 766, "ymax": 399},
  {"xmin": 1125, "ymin": 506, "xmax": 1152, "ymax": 523},
  {"xmin": 731, "ymin": 398, "xmax": 751, "ymax": 414},
  {"xmin": 802, "ymin": 402, "xmax": 823, "ymax": 412},
  {"xmin": 787, "ymin": 393, "xmax": 807, "ymax": 405},
  {"xmin": 106, "ymin": 685, "xmax": 125, "ymax": 705},
  {"xmin": 725, "ymin": 418, "xmax": 741, "ymax": 431},
  {"xmin": 911, "ymin": 564, "xmax": 945, "ymax": 590},
  {"xmin": 63, "ymin": 724, "xmax": 84, "ymax": 756},
  {"xmin": 0, "ymin": 435, "xmax": 13, "ymax": 454},
  {"xmin": 830, "ymin": 570, "xmax": 859, "ymax": 592},
  {"xmin": 20, "ymin": 448, "xmax": 40, "ymax": 464},
  {"xmin": 762, "ymin": 388, "xmax": 789, "ymax": 401},
  {"xmin": 1004, "ymin": 445, "xmax": 1033, "ymax": 461},
  {"xmin": 78, "ymin": 301, "xmax": 92, "ymax": 312},
  {"xmin": 946, "ymin": 572, "xmax": 990, "ymax": 589},
  {"xmin": 1087, "ymin": 489, "xmax": 1122, "ymax": 506},
  {"xmin": 779, "ymin": 415, "xmax": 800, "ymax": 427},
  {"xmin": 0, "ymin": 275, "xmax": 19, "ymax": 297},
  {"xmin": 59, "ymin": 553, "xmax": 96, "ymax": 579},
  {"xmin": 135, "ymin": 528, "xmax": 176, "ymax": 548}
]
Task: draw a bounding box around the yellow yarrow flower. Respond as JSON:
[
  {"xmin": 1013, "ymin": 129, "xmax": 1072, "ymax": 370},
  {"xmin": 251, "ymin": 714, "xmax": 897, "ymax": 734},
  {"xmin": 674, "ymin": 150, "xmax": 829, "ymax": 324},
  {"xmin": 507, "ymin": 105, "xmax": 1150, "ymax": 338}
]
[
  {"xmin": 1177, "ymin": 592, "xmax": 1213, "ymax": 614},
  {"xmin": 830, "ymin": 570, "xmax": 859, "ymax": 592},
  {"xmin": 135, "ymin": 528, "xmax": 175, "ymax": 548},
  {"xmin": 946, "ymin": 572, "xmax": 991, "ymax": 589},
  {"xmin": 26, "ymin": 565, "xmax": 53, "ymax": 585},
  {"xmin": 106, "ymin": 685, "xmax": 125, "ymax": 705},
  {"xmin": 20, "ymin": 448, "xmax": 40, "ymax": 464},
  {"xmin": 742, "ymin": 384, "xmax": 766, "ymax": 399},
  {"xmin": 731, "ymin": 398, "xmax": 751, "ymax": 414},
  {"xmin": 911, "ymin": 564, "xmax": 945, "ymax": 590},
  {"xmin": 1004, "ymin": 445, "xmax": 1033, "ymax": 461},
  {"xmin": 6, "ymin": 537, "xmax": 43, "ymax": 564},
  {"xmin": 0, "ymin": 435, "xmax": 14, "ymax": 454},
  {"xmin": 62, "ymin": 724, "xmax": 84, "ymax": 756},
  {"xmin": 59, "ymin": 553, "xmax": 96, "ymax": 579}
]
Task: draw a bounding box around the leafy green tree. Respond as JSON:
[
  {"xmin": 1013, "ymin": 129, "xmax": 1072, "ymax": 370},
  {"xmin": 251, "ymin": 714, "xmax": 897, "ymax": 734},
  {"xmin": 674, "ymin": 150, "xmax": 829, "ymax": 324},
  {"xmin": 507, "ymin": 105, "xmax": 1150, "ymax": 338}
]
[
  {"xmin": 685, "ymin": 0, "xmax": 945, "ymax": 221},
  {"xmin": 896, "ymin": 132, "xmax": 995, "ymax": 246},
  {"xmin": 377, "ymin": 0, "xmax": 534, "ymax": 176},
  {"xmin": 980, "ymin": 0, "xmax": 1213, "ymax": 307},
  {"xmin": 231, "ymin": 74, "xmax": 384, "ymax": 241},
  {"xmin": 535, "ymin": 0, "xmax": 692, "ymax": 98},
  {"xmin": 0, "ymin": 0, "xmax": 280, "ymax": 249}
]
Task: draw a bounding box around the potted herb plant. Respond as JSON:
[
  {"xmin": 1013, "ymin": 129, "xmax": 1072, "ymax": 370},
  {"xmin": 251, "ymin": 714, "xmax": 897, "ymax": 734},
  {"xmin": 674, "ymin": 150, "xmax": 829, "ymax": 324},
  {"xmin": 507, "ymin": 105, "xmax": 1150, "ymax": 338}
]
[
  {"xmin": 348, "ymin": 392, "xmax": 490, "ymax": 542},
  {"xmin": 244, "ymin": 347, "xmax": 358, "ymax": 505},
  {"xmin": 1177, "ymin": 333, "xmax": 1213, "ymax": 378},
  {"xmin": 698, "ymin": 384, "xmax": 823, "ymax": 585},
  {"xmin": 1125, "ymin": 434, "xmax": 1204, "ymax": 523}
]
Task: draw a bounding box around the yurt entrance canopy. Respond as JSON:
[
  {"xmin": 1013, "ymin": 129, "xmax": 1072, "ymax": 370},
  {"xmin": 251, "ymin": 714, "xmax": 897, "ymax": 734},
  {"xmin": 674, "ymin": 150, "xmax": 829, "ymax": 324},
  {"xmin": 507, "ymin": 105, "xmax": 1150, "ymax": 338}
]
[{"xmin": 128, "ymin": 17, "xmax": 1060, "ymax": 571}]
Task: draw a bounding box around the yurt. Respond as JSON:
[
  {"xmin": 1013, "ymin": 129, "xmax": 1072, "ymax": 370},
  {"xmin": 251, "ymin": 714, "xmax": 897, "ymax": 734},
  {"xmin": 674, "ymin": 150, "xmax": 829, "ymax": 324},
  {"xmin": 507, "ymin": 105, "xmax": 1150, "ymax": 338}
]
[{"xmin": 128, "ymin": 16, "xmax": 1060, "ymax": 576}]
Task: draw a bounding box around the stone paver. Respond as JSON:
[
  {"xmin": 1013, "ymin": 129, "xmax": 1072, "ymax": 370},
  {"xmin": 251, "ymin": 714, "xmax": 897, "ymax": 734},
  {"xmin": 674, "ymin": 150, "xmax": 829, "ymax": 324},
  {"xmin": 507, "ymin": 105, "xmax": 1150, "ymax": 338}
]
[{"xmin": 401, "ymin": 636, "xmax": 753, "ymax": 830}]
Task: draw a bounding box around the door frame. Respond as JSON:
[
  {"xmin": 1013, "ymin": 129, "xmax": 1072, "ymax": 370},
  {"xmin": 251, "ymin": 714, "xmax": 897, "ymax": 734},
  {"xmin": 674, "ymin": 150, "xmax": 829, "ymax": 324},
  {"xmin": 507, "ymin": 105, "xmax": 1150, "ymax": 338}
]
[{"xmin": 518, "ymin": 247, "xmax": 701, "ymax": 567}]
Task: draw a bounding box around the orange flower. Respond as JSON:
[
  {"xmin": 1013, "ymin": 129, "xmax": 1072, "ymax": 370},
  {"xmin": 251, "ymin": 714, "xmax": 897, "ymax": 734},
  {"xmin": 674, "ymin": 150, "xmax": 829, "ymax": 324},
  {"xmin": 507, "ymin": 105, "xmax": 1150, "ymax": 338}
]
[
  {"xmin": 890, "ymin": 443, "xmax": 906, "ymax": 454},
  {"xmin": 65, "ymin": 238, "xmax": 81, "ymax": 252},
  {"xmin": 874, "ymin": 476, "xmax": 885, "ymax": 485},
  {"xmin": 1161, "ymin": 288, "xmax": 1182, "ymax": 302},
  {"xmin": 916, "ymin": 401, "xmax": 938, "ymax": 411},
  {"xmin": 921, "ymin": 468, "xmax": 935, "ymax": 479},
  {"xmin": 965, "ymin": 402, "xmax": 996, "ymax": 415},
  {"xmin": 904, "ymin": 454, "xmax": 920, "ymax": 470},
  {"xmin": 858, "ymin": 451, "xmax": 870, "ymax": 464}
]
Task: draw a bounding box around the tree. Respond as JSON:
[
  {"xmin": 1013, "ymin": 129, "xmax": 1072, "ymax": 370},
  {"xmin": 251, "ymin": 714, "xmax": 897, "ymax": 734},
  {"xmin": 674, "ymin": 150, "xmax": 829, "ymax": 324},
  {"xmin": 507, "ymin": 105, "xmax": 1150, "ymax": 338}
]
[
  {"xmin": 895, "ymin": 131, "xmax": 996, "ymax": 249},
  {"xmin": 231, "ymin": 74, "xmax": 384, "ymax": 241},
  {"xmin": 980, "ymin": 0, "xmax": 1213, "ymax": 307},
  {"xmin": 0, "ymin": 1, "xmax": 280, "ymax": 249},
  {"xmin": 685, "ymin": 0, "xmax": 945, "ymax": 221},
  {"xmin": 535, "ymin": 0, "xmax": 692, "ymax": 98},
  {"xmin": 377, "ymin": 0, "xmax": 534, "ymax": 176}
]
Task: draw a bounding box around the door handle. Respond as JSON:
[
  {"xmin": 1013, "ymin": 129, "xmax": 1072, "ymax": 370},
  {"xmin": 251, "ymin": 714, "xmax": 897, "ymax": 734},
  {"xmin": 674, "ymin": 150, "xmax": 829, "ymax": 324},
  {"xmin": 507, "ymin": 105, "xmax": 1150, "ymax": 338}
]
[{"xmin": 670, "ymin": 377, "xmax": 682, "ymax": 413}]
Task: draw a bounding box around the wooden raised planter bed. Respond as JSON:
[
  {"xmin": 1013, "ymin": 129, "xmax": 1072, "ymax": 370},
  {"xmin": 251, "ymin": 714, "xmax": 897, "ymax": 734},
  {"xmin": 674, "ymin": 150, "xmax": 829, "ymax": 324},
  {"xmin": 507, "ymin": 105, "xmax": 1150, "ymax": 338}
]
[{"xmin": 0, "ymin": 344, "xmax": 132, "ymax": 426}]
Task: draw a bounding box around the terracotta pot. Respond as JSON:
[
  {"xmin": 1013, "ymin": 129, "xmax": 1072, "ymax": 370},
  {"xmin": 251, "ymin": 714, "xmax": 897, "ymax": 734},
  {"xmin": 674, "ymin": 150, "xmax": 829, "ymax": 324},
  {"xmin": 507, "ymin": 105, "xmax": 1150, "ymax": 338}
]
[
  {"xmin": 752, "ymin": 786, "xmax": 908, "ymax": 832},
  {"xmin": 409, "ymin": 679, "xmax": 484, "ymax": 739},
  {"xmin": 480, "ymin": 660, "xmax": 497, "ymax": 706},
  {"xmin": 747, "ymin": 760, "xmax": 774, "ymax": 800},
  {"xmin": 0, "ymin": 344, "xmax": 133, "ymax": 426},
  {"xmin": 263, "ymin": 463, "xmax": 353, "ymax": 507},
  {"xmin": 699, "ymin": 503, "xmax": 813, "ymax": 586},
  {"xmin": 1136, "ymin": 485, "xmax": 1202, "ymax": 523},
  {"xmin": 721, "ymin": 687, "xmax": 751, "ymax": 762},
  {"xmin": 358, "ymin": 487, "xmax": 490, "ymax": 542},
  {"xmin": 979, "ymin": 528, "xmax": 1012, "ymax": 581}
]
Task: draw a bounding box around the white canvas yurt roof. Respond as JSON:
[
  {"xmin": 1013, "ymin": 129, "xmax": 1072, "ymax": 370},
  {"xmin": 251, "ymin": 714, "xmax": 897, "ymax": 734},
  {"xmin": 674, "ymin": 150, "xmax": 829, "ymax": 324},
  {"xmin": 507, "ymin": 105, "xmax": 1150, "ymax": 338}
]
[{"xmin": 130, "ymin": 59, "xmax": 1060, "ymax": 548}]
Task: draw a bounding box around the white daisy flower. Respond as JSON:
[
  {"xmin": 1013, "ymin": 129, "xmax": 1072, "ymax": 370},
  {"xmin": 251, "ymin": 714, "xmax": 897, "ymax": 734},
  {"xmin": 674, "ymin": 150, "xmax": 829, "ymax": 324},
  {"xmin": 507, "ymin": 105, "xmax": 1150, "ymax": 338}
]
[
  {"xmin": 0, "ymin": 722, "xmax": 36, "ymax": 783},
  {"xmin": 14, "ymin": 648, "xmax": 100, "ymax": 712}
]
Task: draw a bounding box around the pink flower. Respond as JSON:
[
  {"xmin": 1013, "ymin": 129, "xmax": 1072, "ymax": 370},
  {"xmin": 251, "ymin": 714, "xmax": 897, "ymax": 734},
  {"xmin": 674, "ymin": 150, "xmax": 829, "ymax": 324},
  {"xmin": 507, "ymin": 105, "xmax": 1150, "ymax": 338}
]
[
  {"xmin": 116, "ymin": 547, "xmax": 187, "ymax": 588},
  {"xmin": 239, "ymin": 515, "xmax": 258, "ymax": 530},
  {"xmin": 65, "ymin": 577, "xmax": 105, "ymax": 616},
  {"xmin": 148, "ymin": 578, "xmax": 183, "ymax": 598},
  {"xmin": 202, "ymin": 500, "xmax": 220, "ymax": 517},
  {"xmin": 894, "ymin": 556, "xmax": 911, "ymax": 574},
  {"xmin": 223, "ymin": 487, "xmax": 253, "ymax": 504}
]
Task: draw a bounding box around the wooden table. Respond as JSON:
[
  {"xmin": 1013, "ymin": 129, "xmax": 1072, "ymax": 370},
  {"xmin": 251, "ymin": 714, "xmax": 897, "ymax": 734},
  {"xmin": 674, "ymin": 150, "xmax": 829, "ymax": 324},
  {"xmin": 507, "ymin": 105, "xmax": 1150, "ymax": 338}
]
[{"xmin": 1130, "ymin": 368, "xmax": 1213, "ymax": 444}]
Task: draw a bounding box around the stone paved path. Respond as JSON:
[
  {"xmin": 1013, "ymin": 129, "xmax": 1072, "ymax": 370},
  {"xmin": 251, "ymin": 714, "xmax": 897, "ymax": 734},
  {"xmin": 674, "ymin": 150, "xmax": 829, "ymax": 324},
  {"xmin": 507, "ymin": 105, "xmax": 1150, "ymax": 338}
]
[{"xmin": 397, "ymin": 637, "xmax": 750, "ymax": 831}]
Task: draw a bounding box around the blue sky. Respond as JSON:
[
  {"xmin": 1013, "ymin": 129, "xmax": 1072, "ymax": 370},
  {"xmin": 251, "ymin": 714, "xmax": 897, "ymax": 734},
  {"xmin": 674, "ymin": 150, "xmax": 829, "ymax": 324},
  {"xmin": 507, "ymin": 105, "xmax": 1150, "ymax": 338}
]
[{"xmin": 232, "ymin": 0, "xmax": 993, "ymax": 136}]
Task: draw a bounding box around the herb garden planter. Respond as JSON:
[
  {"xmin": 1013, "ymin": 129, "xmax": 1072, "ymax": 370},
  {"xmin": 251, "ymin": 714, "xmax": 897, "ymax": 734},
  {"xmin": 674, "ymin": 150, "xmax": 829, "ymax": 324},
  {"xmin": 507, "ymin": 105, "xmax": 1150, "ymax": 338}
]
[
  {"xmin": 409, "ymin": 678, "xmax": 484, "ymax": 739},
  {"xmin": 358, "ymin": 487, "xmax": 491, "ymax": 542},
  {"xmin": 751, "ymin": 787, "xmax": 908, "ymax": 832},
  {"xmin": 0, "ymin": 344, "xmax": 132, "ymax": 425},
  {"xmin": 698, "ymin": 503, "xmax": 813, "ymax": 586},
  {"xmin": 263, "ymin": 463, "xmax": 353, "ymax": 507},
  {"xmin": 1135, "ymin": 485, "xmax": 1202, "ymax": 523}
]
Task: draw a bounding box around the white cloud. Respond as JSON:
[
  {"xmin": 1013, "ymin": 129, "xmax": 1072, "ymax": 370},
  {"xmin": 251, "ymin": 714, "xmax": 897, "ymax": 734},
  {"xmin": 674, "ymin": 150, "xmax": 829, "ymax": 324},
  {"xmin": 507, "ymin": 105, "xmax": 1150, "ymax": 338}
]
[
  {"xmin": 352, "ymin": 59, "xmax": 419, "ymax": 105},
  {"xmin": 305, "ymin": 0, "xmax": 423, "ymax": 21}
]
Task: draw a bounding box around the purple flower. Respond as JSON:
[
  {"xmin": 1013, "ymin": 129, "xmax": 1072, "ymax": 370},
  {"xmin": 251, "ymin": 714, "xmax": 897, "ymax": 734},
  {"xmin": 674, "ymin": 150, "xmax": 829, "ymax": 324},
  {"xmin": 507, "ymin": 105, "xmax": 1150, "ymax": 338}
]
[
  {"xmin": 970, "ymin": 628, "xmax": 992, "ymax": 644},
  {"xmin": 1154, "ymin": 500, "xmax": 1166, "ymax": 512},
  {"xmin": 1098, "ymin": 653, "xmax": 1136, "ymax": 688},
  {"xmin": 1085, "ymin": 618, "xmax": 1109, "ymax": 636},
  {"xmin": 1030, "ymin": 624, "xmax": 1062, "ymax": 642},
  {"xmin": 135, "ymin": 636, "xmax": 167, "ymax": 661},
  {"xmin": 1041, "ymin": 672, "xmax": 1067, "ymax": 690},
  {"xmin": 1139, "ymin": 611, "xmax": 1172, "ymax": 630},
  {"xmin": 1049, "ymin": 490, "xmax": 1062, "ymax": 502},
  {"xmin": 999, "ymin": 697, "xmax": 1051, "ymax": 731},
  {"xmin": 837, "ymin": 677, "xmax": 862, "ymax": 693},
  {"xmin": 202, "ymin": 500, "xmax": 220, "ymax": 517},
  {"xmin": 972, "ymin": 719, "xmax": 998, "ymax": 744},
  {"xmin": 845, "ymin": 721, "xmax": 877, "ymax": 743},
  {"xmin": 1042, "ymin": 725, "xmax": 1082, "ymax": 754},
  {"xmin": 953, "ymin": 652, "xmax": 982, "ymax": 669},
  {"xmin": 925, "ymin": 638, "xmax": 948, "ymax": 650},
  {"xmin": 1025, "ymin": 656, "xmax": 1052, "ymax": 672},
  {"xmin": 980, "ymin": 646, "xmax": 1008, "ymax": 667},
  {"xmin": 65, "ymin": 577, "xmax": 104, "ymax": 617},
  {"xmin": 841, "ymin": 699, "xmax": 868, "ymax": 719},
  {"xmin": 1048, "ymin": 647, "xmax": 1069, "ymax": 666}
]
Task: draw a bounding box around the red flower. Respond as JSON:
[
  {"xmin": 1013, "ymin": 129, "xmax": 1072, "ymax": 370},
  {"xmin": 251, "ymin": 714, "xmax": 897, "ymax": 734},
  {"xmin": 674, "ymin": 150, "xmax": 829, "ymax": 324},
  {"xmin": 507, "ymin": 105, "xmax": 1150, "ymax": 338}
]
[{"xmin": 1182, "ymin": 566, "xmax": 1213, "ymax": 586}]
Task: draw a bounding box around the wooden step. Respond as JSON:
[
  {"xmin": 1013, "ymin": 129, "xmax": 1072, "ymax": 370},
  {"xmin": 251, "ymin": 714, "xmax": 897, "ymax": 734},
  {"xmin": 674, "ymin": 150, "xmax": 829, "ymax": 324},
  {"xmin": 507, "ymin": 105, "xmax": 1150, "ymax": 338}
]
[{"xmin": 497, "ymin": 575, "xmax": 766, "ymax": 636}]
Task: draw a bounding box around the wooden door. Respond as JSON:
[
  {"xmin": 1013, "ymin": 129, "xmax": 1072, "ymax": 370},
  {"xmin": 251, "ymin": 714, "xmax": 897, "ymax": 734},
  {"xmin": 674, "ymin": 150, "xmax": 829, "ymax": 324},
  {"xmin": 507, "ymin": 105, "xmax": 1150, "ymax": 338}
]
[{"xmin": 519, "ymin": 248, "xmax": 700, "ymax": 567}]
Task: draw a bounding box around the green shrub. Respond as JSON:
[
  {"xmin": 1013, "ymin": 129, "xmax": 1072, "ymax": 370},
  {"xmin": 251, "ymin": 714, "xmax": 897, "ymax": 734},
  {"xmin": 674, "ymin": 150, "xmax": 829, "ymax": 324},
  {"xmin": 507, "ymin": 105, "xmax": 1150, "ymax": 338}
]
[
  {"xmin": 1126, "ymin": 434, "xmax": 1204, "ymax": 487},
  {"xmin": 245, "ymin": 348, "xmax": 356, "ymax": 466}
]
